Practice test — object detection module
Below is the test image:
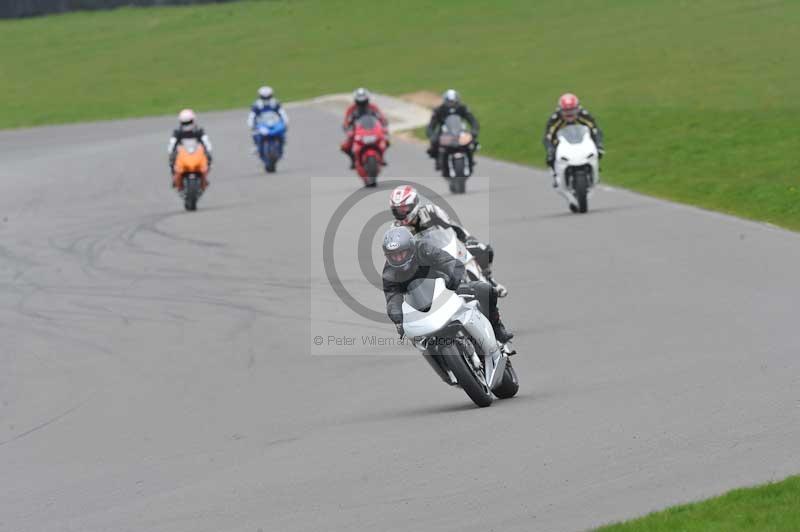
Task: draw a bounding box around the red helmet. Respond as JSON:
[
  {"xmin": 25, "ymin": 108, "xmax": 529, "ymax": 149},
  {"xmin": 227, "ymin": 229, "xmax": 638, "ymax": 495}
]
[
  {"xmin": 389, "ymin": 185, "xmax": 420, "ymax": 225},
  {"xmin": 558, "ymin": 93, "xmax": 580, "ymax": 121}
]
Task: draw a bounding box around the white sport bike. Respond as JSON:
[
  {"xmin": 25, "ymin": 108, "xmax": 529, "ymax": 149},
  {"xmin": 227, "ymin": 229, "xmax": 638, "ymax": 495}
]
[
  {"xmin": 553, "ymin": 124, "xmax": 600, "ymax": 213},
  {"xmin": 402, "ymin": 277, "xmax": 519, "ymax": 407}
]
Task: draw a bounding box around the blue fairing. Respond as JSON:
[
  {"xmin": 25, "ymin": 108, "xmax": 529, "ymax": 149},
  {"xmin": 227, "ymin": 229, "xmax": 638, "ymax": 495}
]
[{"xmin": 253, "ymin": 111, "xmax": 286, "ymax": 166}]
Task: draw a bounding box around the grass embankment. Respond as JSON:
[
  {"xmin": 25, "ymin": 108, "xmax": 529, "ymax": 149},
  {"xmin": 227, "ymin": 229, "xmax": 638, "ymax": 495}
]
[
  {"xmin": 1, "ymin": 0, "xmax": 799, "ymax": 228},
  {"xmin": 596, "ymin": 475, "xmax": 800, "ymax": 532}
]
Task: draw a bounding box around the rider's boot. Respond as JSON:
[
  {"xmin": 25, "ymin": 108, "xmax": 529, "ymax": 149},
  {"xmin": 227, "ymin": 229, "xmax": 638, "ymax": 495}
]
[
  {"xmin": 491, "ymin": 310, "xmax": 514, "ymax": 343},
  {"xmin": 340, "ymin": 146, "xmax": 356, "ymax": 169},
  {"xmin": 435, "ymin": 153, "xmax": 445, "ymax": 172}
]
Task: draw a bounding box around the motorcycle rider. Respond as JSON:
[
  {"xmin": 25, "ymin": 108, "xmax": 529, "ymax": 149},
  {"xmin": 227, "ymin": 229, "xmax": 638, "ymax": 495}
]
[
  {"xmin": 340, "ymin": 88, "xmax": 389, "ymax": 169},
  {"xmin": 389, "ymin": 185, "xmax": 508, "ymax": 298},
  {"xmin": 542, "ymin": 93, "xmax": 604, "ymax": 186},
  {"xmin": 168, "ymin": 109, "xmax": 213, "ymax": 190},
  {"xmin": 382, "ymin": 226, "xmax": 513, "ymax": 343},
  {"xmin": 247, "ymin": 86, "xmax": 289, "ymax": 156},
  {"xmin": 426, "ymin": 89, "xmax": 480, "ymax": 171}
]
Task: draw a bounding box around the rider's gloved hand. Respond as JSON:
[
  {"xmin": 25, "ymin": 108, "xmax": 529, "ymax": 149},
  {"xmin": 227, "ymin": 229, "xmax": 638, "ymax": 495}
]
[
  {"xmin": 598, "ymin": 148, "xmax": 605, "ymax": 160},
  {"xmin": 465, "ymin": 236, "xmax": 480, "ymax": 246},
  {"xmin": 442, "ymin": 274, "xmax": 460, "ymax": 291},
  {"xmin": 395, "ymin": 322, "xmax": 404, "ymax": 338}
]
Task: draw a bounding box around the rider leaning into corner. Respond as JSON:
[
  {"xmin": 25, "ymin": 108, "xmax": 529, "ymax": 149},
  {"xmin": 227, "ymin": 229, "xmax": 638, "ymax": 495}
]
[
  {"xmin": 389, "ymin": 185, "xmax": 509, "ymax": 298},
  {"xmin": 247, "ymin": 86, "xmax": 289, "ymax": 151},
  {"xmin": 381, "ymin": 226, "xmax": 514, "ymax": 344},
  {"xmin": 542, "ymin": 92, "xmax": 605, "ymax": 187},
  {"xmin": 426, "ymin": 89, "xmax": 480, "ymax": 171},
  {"xmin": 340, "ymin": 88, "xmax": 389, "ymax": 169},
  {"xmin": 168, "ymin": 109, "xmax": 213, "ymax": 191}
]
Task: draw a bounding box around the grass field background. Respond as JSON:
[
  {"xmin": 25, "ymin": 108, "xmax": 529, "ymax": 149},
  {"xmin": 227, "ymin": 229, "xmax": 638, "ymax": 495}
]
[
  {"xmin": 1, "ymin": 0, "xmax": 799, "ymax": 227},
  {"xmin": 596, "ymin": 475, "xmax": 800, "ymax": 532}
]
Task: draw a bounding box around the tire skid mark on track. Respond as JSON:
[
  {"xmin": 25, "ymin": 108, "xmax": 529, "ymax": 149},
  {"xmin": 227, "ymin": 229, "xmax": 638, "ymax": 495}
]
[{"xmin": 0, "ymin": 398, "xmax": 89, "ymax": 448}]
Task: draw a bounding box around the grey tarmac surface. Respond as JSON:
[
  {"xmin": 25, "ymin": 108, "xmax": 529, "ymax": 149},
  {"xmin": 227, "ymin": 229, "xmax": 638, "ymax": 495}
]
[{"xmin": 1, "ymin": 103, "xmax": 799, "ymax": 532}]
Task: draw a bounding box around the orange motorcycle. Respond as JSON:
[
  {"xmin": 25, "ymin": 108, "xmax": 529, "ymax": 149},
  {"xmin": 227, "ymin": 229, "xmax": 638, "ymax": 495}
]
[{"xmin": 173, "ymin": 139, "xmax": 209, "ymax": 211}]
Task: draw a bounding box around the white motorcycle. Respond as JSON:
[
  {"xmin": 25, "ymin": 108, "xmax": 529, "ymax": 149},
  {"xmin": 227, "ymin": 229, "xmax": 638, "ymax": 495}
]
[
  {"xmin": 402, "ymin": 277, "xmax": 519, "ymax": 407},
  {"xmin": 553, "ymin": 124, "xmax": 600, "ymax": 213}
]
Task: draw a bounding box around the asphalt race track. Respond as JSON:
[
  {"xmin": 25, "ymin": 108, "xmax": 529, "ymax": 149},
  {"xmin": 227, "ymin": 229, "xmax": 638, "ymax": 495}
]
[{"xmin": 1, "ymin": 102, "xmax": 799, "ymax": 532}]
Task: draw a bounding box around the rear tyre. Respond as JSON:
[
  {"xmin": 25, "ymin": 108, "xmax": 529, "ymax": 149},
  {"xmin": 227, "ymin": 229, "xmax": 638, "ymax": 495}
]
[
  {"xmin": 573, "ymin": 171, "xmax": 589, "ymax": 213},
  {"xmin": 441, "ymin": 343, "xmax": 492, "ymax": 407},
  {"xmin": 364, "ymin": 155, "xmax": 379, "ymax": 187},
  {"xmin": 493, "ymin": 359, "xmax": 519, "ymax": 399}
]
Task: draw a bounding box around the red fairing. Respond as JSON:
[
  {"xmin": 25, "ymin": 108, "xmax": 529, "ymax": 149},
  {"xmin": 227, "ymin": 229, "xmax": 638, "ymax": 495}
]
[{"xmin": 352, "ymin": 118, "xmax": 388, "ymax": 182}]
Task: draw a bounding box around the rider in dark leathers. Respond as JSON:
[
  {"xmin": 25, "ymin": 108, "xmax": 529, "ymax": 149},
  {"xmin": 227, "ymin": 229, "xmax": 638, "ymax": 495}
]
[
  {"xmin": 426, "ymin": 89, "xmax": 480, "ymax": 171},
  {"xmin": 382, "ymin": 226, "xmax": 513, "ymax": 343}
]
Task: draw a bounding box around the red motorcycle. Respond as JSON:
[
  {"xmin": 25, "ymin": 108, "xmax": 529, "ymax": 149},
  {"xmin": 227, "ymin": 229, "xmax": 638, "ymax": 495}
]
[{"xmin": 351, "ymin": 115, "xmax": 388, "ymax": 187}]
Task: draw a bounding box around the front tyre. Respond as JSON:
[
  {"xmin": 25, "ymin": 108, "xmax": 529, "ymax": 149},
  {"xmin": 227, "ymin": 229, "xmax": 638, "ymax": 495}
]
[
  {"xmin": 441, "ymin": 343, "xmax": 492, "ymax": 407},
  {"xmin": 573, "ymin": 171, "xmax": 589, "ymax": 213},
  {"xmin": 364, "ymin": 155, "xmax": 379, "ymax": 187},
  {"xmin": 183, "ymin": 175, "xmax": 201, "ymax": 211}
]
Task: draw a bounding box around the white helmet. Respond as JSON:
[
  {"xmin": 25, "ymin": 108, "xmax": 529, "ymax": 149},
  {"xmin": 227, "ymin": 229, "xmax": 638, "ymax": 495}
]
[
  {"xmin": 178, "ymin": 109, "xmax": 196, "ymax": 126},
  {"xmin": 389, "ymin": 185, "xmax": 421, "ymax": 225},
  {"xmin": 353, "ymin": 87, "xmax": 370, "ymax": 104},
  {"xmin": 258, "ymin": 86, "xmax": 274, "ymax": 100},
  {"xmin": 443, "ymin": 89, "xmax": 460, "ymax": 107}
]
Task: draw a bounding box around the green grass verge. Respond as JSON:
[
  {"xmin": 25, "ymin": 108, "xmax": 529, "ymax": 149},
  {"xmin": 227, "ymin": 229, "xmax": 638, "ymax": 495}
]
[
  {"xmin": 596, "ymin": 475, "xmax": 800, "ymax": 532},
  {"xmin": 2, "ymin": 0, "xmax": 799, "ymax": 228}
]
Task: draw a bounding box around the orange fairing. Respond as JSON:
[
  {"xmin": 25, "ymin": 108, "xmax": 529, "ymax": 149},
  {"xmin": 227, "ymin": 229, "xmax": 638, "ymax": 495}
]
[{"xmin": 174, "ymin": 144, "xmax": 208, "ymax": 174}]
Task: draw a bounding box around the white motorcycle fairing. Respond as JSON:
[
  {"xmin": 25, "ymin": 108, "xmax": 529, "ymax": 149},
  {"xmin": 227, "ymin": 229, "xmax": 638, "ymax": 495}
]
[
  {"xmin": 417, "ymin": 227, "xmax": 485, "ymax": 283},
  {"xmin": 402, "ymin": 278, "xmax": 506, "ymax": 390},
  {"xmin": 553, "ymin": 124, "xmax": 600, "ymax": 208}
]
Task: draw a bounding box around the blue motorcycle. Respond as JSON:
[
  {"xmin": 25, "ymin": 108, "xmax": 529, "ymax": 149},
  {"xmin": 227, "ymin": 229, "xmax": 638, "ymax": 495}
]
[{"xmin": 254, "ymin": 111, "xmax": 286, "ymax": 173}]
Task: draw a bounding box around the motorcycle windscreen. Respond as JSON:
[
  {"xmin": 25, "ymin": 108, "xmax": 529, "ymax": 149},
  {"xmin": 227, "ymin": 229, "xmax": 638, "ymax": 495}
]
[
  {"xmin": 181, "ymin": 138, "xmax": 200, "ymax": 154},
  {"xmin": 416, "ymin": 227, "xmax": 461, "ymax": 260},
  {"xmin": 439, "ymin": 115, "xmax": 465, "ymax": 146},
  {"xmin": 405, "ymin": 278, "xmax": 437, "ymax": 312},
  {"xmin": 258, "ymin": 111, "xmax": 282, "ymax": 127},
  {"xmin": 356, "ymin": 115, "xmax": 379, "ymax": 130},
  {"xmin": 558, "ymin": 124, "xmax": 589, "ymax": 144}
]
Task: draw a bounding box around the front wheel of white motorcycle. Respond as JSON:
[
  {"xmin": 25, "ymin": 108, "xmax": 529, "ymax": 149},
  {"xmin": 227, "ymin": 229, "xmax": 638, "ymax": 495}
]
[{"xmin": 441, "ymin": 342, "xmax": 492, "ymax": 407}]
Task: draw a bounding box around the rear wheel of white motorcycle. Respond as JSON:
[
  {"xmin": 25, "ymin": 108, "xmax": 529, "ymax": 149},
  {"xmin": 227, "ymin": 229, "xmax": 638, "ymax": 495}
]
[
  {"xmin": 441, "ymin": 343, "xmax": 492, "ymax": 407},
  {"xmin": 573, "ymin": 171, "xmax": 589, "ymax": 213},
  {"xmin": 492, "ymin": 359, "xmax": 519, "ymax": 399}
]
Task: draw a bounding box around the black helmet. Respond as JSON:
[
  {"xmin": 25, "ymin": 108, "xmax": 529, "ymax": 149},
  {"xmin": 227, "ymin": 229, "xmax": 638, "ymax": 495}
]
[{"xmin": 382, "ymin": 226, "xmax": 417, "ymax": 271}]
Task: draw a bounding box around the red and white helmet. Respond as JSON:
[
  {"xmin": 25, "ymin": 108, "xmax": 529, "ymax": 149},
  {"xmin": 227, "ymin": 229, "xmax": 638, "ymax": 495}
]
[
  {"xmin": 389, "ymin": 185, "xmax": 420, "ymax": 225},
  {"xmin": 558, "ymin": 93, "xmax": 580, "ymax": 121},
  {"xmin": 178, "ymin": 109, "xmax": 196, "ymax": 128}
]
